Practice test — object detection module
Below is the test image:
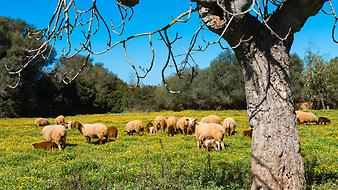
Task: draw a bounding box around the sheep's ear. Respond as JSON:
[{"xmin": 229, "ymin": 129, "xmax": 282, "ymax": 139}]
[{"xmin": 196, "ymin": 121, "xmax": 200, "ymax": 125}]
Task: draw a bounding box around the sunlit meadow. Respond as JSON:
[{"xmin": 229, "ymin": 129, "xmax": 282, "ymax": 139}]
[{"xmin": 0, "ymin": 110, "xmax": 337, "ymax": 189}]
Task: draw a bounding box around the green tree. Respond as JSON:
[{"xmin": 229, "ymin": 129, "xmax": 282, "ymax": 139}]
[{"xmin": 290, "ymin": 54, "xmax": 305, "ymax": 102}]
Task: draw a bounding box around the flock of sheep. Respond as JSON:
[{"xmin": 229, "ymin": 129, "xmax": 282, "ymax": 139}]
[
  {"xmin": 33, "ymin": 114, "xmax": 251, "ymax": 151},
  {"xmin": 32, "ymin": 111, "xmax": 330, "ymax": 151}
]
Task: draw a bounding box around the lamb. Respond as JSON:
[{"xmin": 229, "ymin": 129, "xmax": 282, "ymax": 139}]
[
  {"xmin": 177, "ymin": 117, "xmax": 197, "ymax": 134},
  {"xmin": 149, "ymin": 126, "xmax": 157, "ymax": 134},
  {"xmin": 166, "ymin": 116, "xmax": 178, "ymax": 134},
  {"xmin": 55, "ymin": 115, "xmax": 65, "ymax": 125},
  {"xmin": 223, "ymin": 118, "xmax": 237, "ymax": 136},
  {"xmin": 154, "ymin": 115, "xmax": 167, "ymax": 131},
  {"xmin": 42, "ymin": 125, "xmax": 67, "ymax": 150},
  {"xmin": 194, "ymin": 123, "xmax": 225, "ymax": 150},
  {"xmin": 34, "ymin": 117, "xmax": 50, "ymax": 127},
  {"xmin": 200, "ymin": 115, "xmax": 220, "ymax": 124},
  {"xmin": 32, "ymin": 141, "xmax": 58, "ymax": 150},
  {"xmin": 73, "ymin": 121, "xmax": 108, "ymax": 145},
  {"xmin": 317, "ymin": 117, "xmax": 331, "ymax": 125},
  {"xmin": 167, "ymin": 125, "xmax": 175, "ymax": 137},
  {"xmin": 243, "ymin": 129, "xmax": 253, "ymax": 138},
  {"xmin": 125, "ymin": 120, "xmax": 144, "ymax": 136},
  {"xmin": 296, "ymin": 111, "xmax": 317, "ymax": 125},
  {"xmin": 107, "ymin": 126, "xmax": 118, "ymax": 142},
  {"xmin": 198, "ymin": 136, "xmax": 221, "ymax": 151},
  {"xmin": 145, "ymin": 122, "xmax": 154, "ymax": 134}
]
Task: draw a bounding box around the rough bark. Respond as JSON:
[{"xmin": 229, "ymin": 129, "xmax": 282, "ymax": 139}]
[{"xmin": 196, "ymin": 0, "xmax": 328, "ymax": 189}]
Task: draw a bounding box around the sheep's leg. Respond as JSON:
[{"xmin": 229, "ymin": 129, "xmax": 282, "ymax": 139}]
[
  {"xmin": 99, "ymin": 138, "xmax": 103, "ymax": 145},
  {"xmin": 86, "ymin": 136, "xmax": 91, "ymax": 144}
]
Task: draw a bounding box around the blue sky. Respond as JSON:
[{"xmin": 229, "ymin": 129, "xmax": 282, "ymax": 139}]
[{"xmin": 1, "ymin": 0, "xmax": 337, "ymax": 85}]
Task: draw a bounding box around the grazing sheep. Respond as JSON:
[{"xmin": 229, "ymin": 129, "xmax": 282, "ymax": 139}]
[
  {"xmin": 200, "ymin": 115, "xmax": 220, "ymax": 124},
  {"xmin": 317, "ymin": 117, "xmax": 331, "ymax": 125},
  {"xmin": 73, "ymin": 121, "xmax": 108, "ymax": 145},
  {"xmin": 166, "ymin": 116, "xmax": 178, "ymax": 133},
  {"xmin": 149, "ymin": 126, "xmax": 157, "ymax": 134},
  {"xmin": 42, "ymin": 125, "xmax": 67, "ymax": 150},
  {"xmin": 296, "ymin": 111, "xmax": 317, "ymax": 125},
  {"xmin": 223, "ymin": 118, "xmax": 237, "ymax": 136},
  {"xmin": 176, "ymin": 117, "xmax": 197, "ymax": 135},
  {"xmin": 34, "ymin": 118, "xmax": 50, "ymax": 127},
  {"xmin": 154, "ymin": 115, "xmax": 167, "ymax": 131},
  {"xmin": 198, "ymin": 136, "xmax": 220, "ymax": 151},
  {"xmin": 243, "ymin": 129, "xmax": 253, "ymax": 138},
  {"xmin": 125, "ymin": 120, "xmax": 144, "ymax": 136},
  {"xmin": 194, "ymin": 123, "xmax": 225, "ymax": 150},
  {"xmin": 32, "ymin": 141, "xmax": 58, "ymax": 150},
  {"xmin": 55, "ymin": 115, "xmax": 65, "ymax": 125},
  {"xmin": 145, "ymin": 122, "xmax": 154, "ymax": 134},
  {"xmin": 167, "ymin": 125, "xmax": 175, "ymax": 137},
  {"xmin": 107, "ymin": 126, "xmax": 118, "ymax": 142}
]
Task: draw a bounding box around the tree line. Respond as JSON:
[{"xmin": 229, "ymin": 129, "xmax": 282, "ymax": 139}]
[{"xmin": 0, "ymin": 17, "xmax": 337, "ymax": 117}]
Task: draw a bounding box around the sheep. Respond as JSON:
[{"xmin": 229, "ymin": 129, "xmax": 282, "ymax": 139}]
[
  {"xmin": 317, "ymin": 117, "xmax": 331, "ymax": 125},
  {"xmin": 34, "ymin": 118, "xmax": 50, "ymax": 127},
  {"xmin": 223, "ymin": 118, "xmax": 237, "ymax": 136},
  {"xmin": 176, "ymin": 117, "xmax": 197, "ymax": 135},
  {"xmin": 73, "ymin": 121, "xmax": 108, "ymax": 145},
  {"xmin": 167, "ymin": 125, "xmax": 175, "ymax": 137},
  {"xmin": 166, "ymin": 116, "xmax": 178, "ymax": 133},
  {"xmin": 145, "ymin": 122, "xmax": 154, "ymax": 134},
  {"xmin": 154, "ymin": 115, "xmax": 167, "ymax": 131},
  {"xmin": 198, "ymin": 136, "xmax": 221, "ymax": 151},
  {"xmin": 32, "ymin": 141, "xmax": 58, "ymax": 150},
  {"xmin": 149, "ymin": 126, "xmax": 157, "ymax": 134},
  {"xmin": 55, "ymin": 115, "xmax": 65, "ymax": 125},
  {"xmin": 107, "ymin": 126, "xmax": 118, "ymax": 142},
  {"xmin": 42, "ymin": 125, "xmax": 67, "ymax": 150},
  {"xmin": 125, "ymin": 120, "xmax": 144, "ymax": 136},
  {"xmin": 64, "ymin": 121, "xmax": 72, "ymax": 129},
  {"xmin": 194, "ymin": 123, "xmax": 225, "ymax": 150},
  {"xmin": 243, "ymin": 129, "xmax": 253, "ymax": 138},
  {"xmin": 200, "ymin": 115, "xmax": 220, "ymax": 124},
  {"xmin": 296, "ymin": 111, "xmax": 317, "ymax": 125}
]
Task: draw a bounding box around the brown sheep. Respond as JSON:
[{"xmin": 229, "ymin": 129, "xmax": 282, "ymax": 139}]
[
  {"xmin": 34, "ymin": 118, "xmax": 50, "ymax": 127},
  {"xmin": 107, "ymin": 126, "xmax": 118, "ymax": 142},
  {"xmin": 154, "ymin": 115, "xmax": 167, "ymax": 131},
  {"xmin": 166, "ymin": 116, "xmax": 178, "ymax": 134},
  {"xmin": 296, "ymin": 111, "xmax": 317, "ymax": 125},
  {"xmin": 145, "ymin": 122, "xmax": 154, "ymax": 134},
  {"xmin": 125, "ymin": 120, "xmax": 144, "ymax": 136},
  {"xmin": 32, "ymin": 141, "xmax": 58, "ymax": 150},
  {"xmin": 317, "ymin": 117, "xmax": 331, "ymax": 125},
  {"xmin": 223, "ymin": 118, "xmax": 237, "ymax": 136},
  {"xmin": 167, "ymin": 125, "xmax": 175, "ymax": 137},
  {"xmin": 243, "ymin": 129, "xmax": 253, "ymax": 138},
  {"xmin": 200, "ymin": 115, "xmax": 220, "ymax": 124},
  {"xmin": 55, "ymin": 115, "xmax": 65, "ymax": 125}
]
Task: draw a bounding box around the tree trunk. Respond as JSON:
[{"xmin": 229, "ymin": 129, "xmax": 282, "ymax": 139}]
[{"xmin": 234, "ymin": 42, "xmax": 306, "ymax": 189}]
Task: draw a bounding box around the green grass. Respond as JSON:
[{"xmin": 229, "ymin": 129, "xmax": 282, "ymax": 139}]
[{"xmin": 0, "ymin": 110, "xmax": 337, "ymax": 189}]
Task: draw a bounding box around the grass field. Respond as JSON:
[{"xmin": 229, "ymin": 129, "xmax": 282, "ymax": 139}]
[{"xmin": 0, "ymin": 110, "xmax": 337, "ymax": 189}]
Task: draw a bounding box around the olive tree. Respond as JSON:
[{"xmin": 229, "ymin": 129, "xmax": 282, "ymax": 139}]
[{"xmin": 4, "ymin": 0, "xmax": 338, "ymax": 189}]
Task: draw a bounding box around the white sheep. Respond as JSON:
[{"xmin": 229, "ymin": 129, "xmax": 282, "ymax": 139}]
[
  {"xmin": 55, "ymin": 115, "xmax": 65, "ymax": 125},
  {"xmin": 223, "ymin": 117, "xmax": 237, "ymax": 136},
  {"xmin": 125, "ymin": 120, "xmax": 144, "ymax": 136},
  {"xmin": 154, "ymin": 115, "xmax": 167, "ymax": 131},
  {"xmin": 177, "ymin": 117, "xmax": 197, "ymax": 134},
  {"xmin": 198, "ymin": 136, "xmax": 221, "ymax": 151},
  {"xmin": 42, "ymin": 125, "xmax": 67, "ymax": 150},
  {"xmin": 200, "ymin": 115, "xmax": 220, "ymax": 124},
  {"xmin": 34, "ymin": 117, "xmax": 50, "ymax": 127},
  {"xmin": 295, "ymin": 111, "xmax": 317, "ymax": 125},
  {"xmin": 73, "ymin": 121, "xmax": 108, "ymax": 145},
  {"xmin": 194, "ymin": 123, "xmax": 225, "ymax": 150}
]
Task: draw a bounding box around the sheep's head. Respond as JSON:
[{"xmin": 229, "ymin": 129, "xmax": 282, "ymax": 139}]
[{"xmin": 73, "ymin": 121, "xmax": 83, "ymax": 133}]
